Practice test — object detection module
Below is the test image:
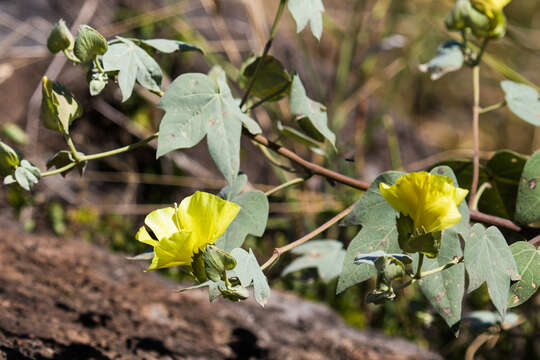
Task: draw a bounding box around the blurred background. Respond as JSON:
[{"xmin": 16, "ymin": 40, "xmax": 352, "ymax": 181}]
[{"xmin": 0, "ymin": 0, "xmax": 539, "ymax": 358}]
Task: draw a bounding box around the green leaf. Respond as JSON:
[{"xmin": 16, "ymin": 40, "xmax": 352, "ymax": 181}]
[
  {"xmin": 102, "ymin": 37, "xmax": 162, "ymax": 102},
  {"xmin": 7, "ymin": 160, "xmax": 41, "ymax": 191},
  {"xmin": 40, "ymin": 77, "xmax": 83, "ymax": 134},
  {"xmin": 276, "ymin": 121, "xmax": 325, "ymax": 156},
  {"xmin": 508, "ymin": 241, "xmax": 540, "ymax": 308},
  {"xmin": 397, "ymin": 214, "xmax": 442, "ymax": 258},
  {"xmin": 47, "ymin": 19, "xmax": 74, "ymax": 53},
  {"xmin": 515, "ymin": 149, "xmax": 540, "ymax": 224},
  {"xmin": 73, "ymin": 25, "xmax": 107, "ymax": 62},
  {"xmin": 282, "ymin": 240, "xmax": 346, "ymax": 283},
  {"xmin": 437, "ymin": 150, "xmax": 527, "ymax": 219},
  {"xmin": 229, "ymin": 248, "xmax": 270, "ymax": 306},
  {"xmin": 464, "ymin": 224, "xmax": 519, "ymax": 318},
  {"xmin": 290, "ymin": 75, "xmax": 336, "ymax": 147},
  {"xmin": 156, "ymin": 69, "xmax": 261, "ymax": 184},
  {"xmin": 46, "ymin": 150, "xmax": 87, "ymax": 177},
  {"xmin": 287, "ymin": 0, "xmax": 325, "ymax": 40},
  {"xmin": 141, "ymin": 39, "xmax": 202, "ymax": 54},
  {"xmin": 215, "ymin": 175, "xmax": 269, "ymax": 252},
  {"xmin": 461, "ymin": 311, "xmax": 520, "ymax": 332},
  {"xmin": 413, "ymin": 166, "xmax": 469, "ymax": 329},
  {"xmin": 419, "ymin": 41, "xmax": 464, "ymax": 81},
  {"xmin": 501, "ymin": 81, "xmax": 540, "ymax": 126},
  {"xmin": 238, "ymin": 55, "xmax": 291, "ymax": 101},
  {"xmin": 203, "ymin": 245, "xmax": 237, "ymax": 282},
  {"xmin": 0, "ymin": 141, "xmax": 20, "ymax": 177},
  {"xmin": 337, "ymin": 171, "xmax": 404, "ymax": 294}
]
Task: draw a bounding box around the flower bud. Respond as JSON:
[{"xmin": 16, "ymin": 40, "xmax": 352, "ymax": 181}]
[
  {"xmin": 445, "ymin": 0, "xmax": 508, "ymax": 39},
  {"xmin": 0, "ymin": 141, "xmax": 19, "ymax": 177},
  {"xmin": 47, "ymin": 20, "xmax": 74, "ymax": 53}
]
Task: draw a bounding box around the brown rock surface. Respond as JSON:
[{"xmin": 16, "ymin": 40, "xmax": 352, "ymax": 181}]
[{"xmin": 0, "ymin": 230, "xmax": 441, "ymax": 360}]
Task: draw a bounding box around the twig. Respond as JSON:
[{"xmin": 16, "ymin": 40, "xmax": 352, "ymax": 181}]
[
  {"xmin": 470, "ymin": 182, "xmax": 492, "ymax": 211},
  {"xmin": 479, "ymin": 101, "xmax": 506, "ymax": 115},
  {"xmin": 260, "ymin": 201, "xmax": 357, "ymax": 271},
  {"xmin": 265, "ymin": 177, "xmax": 306, "ymax": 197},
  {"xmin": 529, "ymin": 235, "xmax": 540, "ymax": 247}
]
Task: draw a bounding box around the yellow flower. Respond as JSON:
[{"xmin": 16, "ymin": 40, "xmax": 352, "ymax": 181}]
[
  {"xmin": 380, "ymin": 172, "xmax": 468, "ymax": 234},
  {"xmin": 471, "ymin": 0, "xmax": 511, "ymax": 19},
  {"xmin": 136, "ymin": 191, "xmax": 240, "ymax": 271}
]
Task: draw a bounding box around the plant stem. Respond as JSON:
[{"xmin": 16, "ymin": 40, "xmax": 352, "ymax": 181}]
[
  {"xmin": 469, "ymin": 65, "xmax": 481, "ymax": 208},
  {"xmin": 415, "ymin": 253, "xmax": 424, "ymax": 279},
  {"xmin": 63, "ymin": 49, "xmax": 81, "ymax": 63},
  {"xmin": 41, "ymin": 133, "xmax": 158, "ymax": 177},
  {"xmin": 260, "ymin": 201, "xmax": 357, "ymax": 271},
  {"xmin": 93, "ymin": 56, "xmax": 105, "ymax": 73},
  {"xmin": 265, "ymin": 177, "xmax": 306, "ymax": 197},
  {"xmin": 470, "ymin": 182, "xmax": 492, "ymax": 211},
  {"xmin": 239, "ymin": 0, "xmax": 287, "ymax": 108},
  {"xmin": 64, "ymin": 134, "xmax": 83, "ymax": 162},
  {"xmin": 395, "ymin": 256, "xmax": 464, "ymax": 291},
  {"xmin": 479, "ymin": 100, "xmax": 506, "ymax": 115}
]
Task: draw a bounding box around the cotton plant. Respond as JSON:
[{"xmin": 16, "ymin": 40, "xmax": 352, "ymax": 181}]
[{"xmin": 1, "ymin": 0, "xmax": 539, "ymax": 356}]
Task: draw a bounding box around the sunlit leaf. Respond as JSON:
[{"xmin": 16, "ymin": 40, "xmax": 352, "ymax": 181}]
[
  {"xmin": 229, "ymin": 248, "xmax": 270, "ymax": 306},
  {"xmin": 141, "ymin": 39, "xmax": 202, "ymax": 54},
  {"xmin": 287, "ymin": 0, "xmax": 325, "ymax": 40},
  {"xmin": 156, "ymin": 67, "xmax": 261, "ymax": 184},
  {"xmin": 501, "ymin": 80, "xmax": 540, "ymax": 126},
  {"xmin": 419, "ymin": 41, "xmax": 464, "ymax": 80}
]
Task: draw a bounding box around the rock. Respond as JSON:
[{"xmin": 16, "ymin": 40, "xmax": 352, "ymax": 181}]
[{"xmin": 0, "ymin": 230, "xmax": 442, "ymax": 359}]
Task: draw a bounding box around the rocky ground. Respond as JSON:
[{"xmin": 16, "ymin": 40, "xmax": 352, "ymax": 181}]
[{"xmin": 0, "ymin": 227, "xmax": 442, "ymax": 360}]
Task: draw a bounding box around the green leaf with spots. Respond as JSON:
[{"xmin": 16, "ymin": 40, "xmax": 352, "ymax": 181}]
[
  {"xmin": 156, "ymin": 67, "xmax": 261, "ymax": 185},
  {"xmin": 282, "ymin": 240, "xmax": 346, "ymax": 283},
  {"xmin": 515, "ymin": 149, "xmax": 540, "ymax": 224},
  {"xmin": 216, "ymin": 175, "xmax": 269, "ymax": 252},
  {"xmin": 412, "ymin": 166, "xmax": 469, "ymax": 329},
  {"xmin": 336, "ymin": 171, "xmax": 404, "ymax": 294},
  {"xmin": 436, "ymin": 150, "xmax": 527, "ymax": 219},
  {"xmin": 290, "ymin": 75, "xmax": 335, "ymax": 148},
  {"xmin": 102, "ymin": 37, "xmax": 162, "ymax": 102},
  {"xmin": 501, "ymin": 81, "xmax": 540, "ymax": 126},
  {"xmin": 73, "ymin": 25, "xmax": 107, "ymax": 62},
  {"xmin": 238, "ymin": 55, "xmax": 291, "ymax": 101},
  {"xmin": 229, "ymin": 248, "xmax": 270, "ymax": 306},
  {"xmin": 508, "ymin": 241, "xmax": 540, "ymax": 308},
  {"xmin": 287, "ymin": 0, "xmax": 325, "ymax": 40},
  {"xmin": 464, "ymin": 224, "xmax": 519, "ymax": 318}
]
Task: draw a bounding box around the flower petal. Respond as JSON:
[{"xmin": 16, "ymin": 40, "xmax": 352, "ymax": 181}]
[
  {"xmin": 144, "ymin": 207, "xmax": 177, "ymax": 240},
  {"xmin": 135, "ymin": 226, "xmax": 158, "ymax": 247},
  {"xmin": 177, "ymin": 191, "xmax": 241, "ymax": 250},
  {"xmin": 146, "ymin": 231, "xmax": 196, "ymax": 271}
]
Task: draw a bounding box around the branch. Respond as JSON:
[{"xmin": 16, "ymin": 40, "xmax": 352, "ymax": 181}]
[
  {"xmin": 469, "ymin": 65, "xmax": 481, "ymax": 208},
  {"xmin": 260, "ymin": 201, "xmax": 357, "ymax": 271},
  {"xmin": 246, "ymin": 131, "xmax": 529, "ymax": 234}
]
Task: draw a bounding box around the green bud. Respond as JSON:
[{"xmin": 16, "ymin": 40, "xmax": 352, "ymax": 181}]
[
  {"xmin": 445, "ymin": 0, "xmax": 507, "ymax": 39},
  {"xmin": 203, "ymin": 245, "xmax": 237, "ymax": 282},
  {"xmin": 47, "ymin": 19, "xmax": 74, "ymax": 53},
  {"xmin": 0, "ymin": 141, "xmax": 19, "ymax": 177},
  {"xmin": 74, "ymin": 25, "xmax": 108, "ymax": 63},
  {"xmin": 219, "ymin": 283, "xmax": 249, "ymax": 302}
]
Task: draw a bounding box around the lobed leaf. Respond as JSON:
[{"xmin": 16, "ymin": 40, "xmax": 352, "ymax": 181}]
[
  {"xmin": 229, "ymin": 248, "xmax": 270, "ymax": 306},
  {"xmin": 507, "ymin": 241, "xmax": 540, "ymax": 308},
  {"xmin": 501, "ymin": 81, "xmax": 540, "ymax": 126},
  {"xmin": 515, "ymin": 149, "xmax": 540, "ymax": 224},
  {"xmin": 287, "ymin": 0, "xmax": 325, "ymax": 40}
]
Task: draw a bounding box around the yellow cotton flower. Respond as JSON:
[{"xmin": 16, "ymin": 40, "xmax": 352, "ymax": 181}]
[
  {"xmin": 471, "ymin": 0, "xmax": 511, "ymax": 19},
  {"xmin": 136, "ymin": 191, "xmax": 240, "ymax": 271},
  {"xmin": 380, "ymin": 172, "xmax": 468, "ymax": 234}
]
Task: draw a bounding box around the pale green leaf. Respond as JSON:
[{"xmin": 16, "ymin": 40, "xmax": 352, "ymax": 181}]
[
  {"xmin": 141, "ymin": 39, "xmax": 202, "ymax": 54},
  {"xmin": 515, "ymin": 149, "xmax": 540, "ymax": 224},
  {"xmin": 508, "ymin": 241, "xmax": 540, "ymax": 308},
  {"xmin": 290, "ymin": 75, "xmax": 335, "ymax": 147},
  {"xmin": 102, "ymin": 37, "xmax": 162, "ymax": 102},
  {"xmin": 156, "ymin": 69, "xmax": 261, "ymax": 184},
  {"xmin": 287, "ymin": 0, "xmax": 325, "ymax": 40},
  {"xmin": 501, "ymin": 81, "xmax": 540, "ymax": 126},
  {"xmin": 464, "ymin": 224, "xmax": 519, "ymax": 318},
  {"xmin": 11, "ymin": 160, "xmax": 41, "ymax": 191},
  {"xmin": 229, "ymin": 248, "xmax": 270, "ymax": 306}
]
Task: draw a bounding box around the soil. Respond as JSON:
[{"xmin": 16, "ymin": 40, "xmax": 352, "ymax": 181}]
[{"xmin": 0, "ymin": 228, "xmax": 442, "ymax": 360}]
